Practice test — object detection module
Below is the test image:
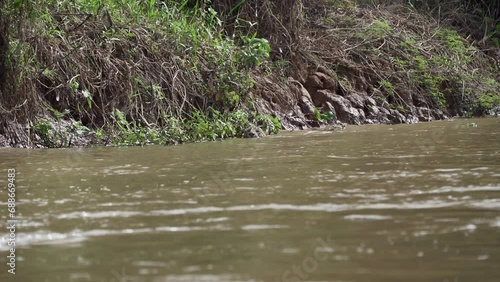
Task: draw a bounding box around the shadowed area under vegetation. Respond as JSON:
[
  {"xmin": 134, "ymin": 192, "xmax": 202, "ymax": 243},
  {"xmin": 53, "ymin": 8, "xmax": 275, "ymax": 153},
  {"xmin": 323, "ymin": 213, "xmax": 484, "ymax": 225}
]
[{"xmin": 0, "ymin": 0, "xmax": 498, "ymax": 147}]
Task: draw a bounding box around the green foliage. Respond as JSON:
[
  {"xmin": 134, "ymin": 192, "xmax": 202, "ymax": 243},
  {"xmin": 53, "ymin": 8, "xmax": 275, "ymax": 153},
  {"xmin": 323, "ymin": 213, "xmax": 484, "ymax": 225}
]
[
  {"xmin": 238, "ymin": 35, "xmax": 271, "ymax": 68},
  {"xmin": 356, "ymin": 18, "xmax": 393, "ymax": 41},
  {"xmin": 470, "ymin": 78, "xmax": 500, "ymax": 115},
  {"xmin": 486, "ymin": 23, "xmax": 500, "ymax": 46},
  {"xmin": 322, "ymin": 111, "xmax": 335, "ymax": 121},
  {"xmin": 9, "ymin": 0, "xmax": 499, "ymax": 149},
  {"xmin": 418, "ymin": 73, "xmax": 446, "ymax": 109},
  {"xmin": 394, "ymin": 37, "xmax": 458, "ymax": 110},
  {"xmin": 379, "ymin": 80, "xmax": 394, "ymax": 95},
  {"xmin": 6, "ymin": 40, "xmax": 36, "ymax": 86},
  {"xmin": 413, "ymin": 55, "xmax": 429, "ymax": 71},
  {"xmin": 390, "ymin": 104, "xmax": 410, "ymax": 114},
  {"xmin": 477, "ymin": 94, "xmax": 500, "ymax": 112},
  {"xmin": 406, "ymin": 0, "xmax": 499, "ymax": 45},
  {"xmin": 12, "ymin": 0, "xmax": 268, "ymax": 101},
  {"xmin": 255, "ymin": 114, "xmax": 282, "ymax": 135},
  {"xmin": 400, "ymin": 37, "xmax": 417, "ymax": 49},
  {"xmin": 363, "ymin": 19, "xmax": 393, "ymax": 39},
  {"xmin": 108, "ymin": 108, "xmax": 281, "ymax": 146},
  {"xmin": 372, "ymin": 19, "xmax": 393, "ymax": 35},
  {"xmin": 313, "ymin": 109, "xmax": 335, "ymax": 123},
  {"xmin": 31, "ymin": 118, "xmax": 90, "ymax": 148},
  {"xmin": 42, "ymin": 68, "xmax": 56, "ymax": 80},
  {"xmin": 436, "ymin": 29, "xmax": 465, "ymax": 50},
  {"xmin": 32, "ymin": 119, "xmax": 54, "ymax": 147},
  {"xmin": 394, "ymin": 31, "xmax": 471, "ymax": 111},
  {"xmin": 435, "ymin": 28, "xmax": 475, "ymax": 64},
  {"xmin": 4, "ymin": 0, "xmax": 278, "ymax": 143},
  {"xmin": 48, "ymin": 108, "xmax": 70, "ymax": 121},
  {"xmin": 394, "ymin": 58, "xmax": 408, "ymax": 69}
]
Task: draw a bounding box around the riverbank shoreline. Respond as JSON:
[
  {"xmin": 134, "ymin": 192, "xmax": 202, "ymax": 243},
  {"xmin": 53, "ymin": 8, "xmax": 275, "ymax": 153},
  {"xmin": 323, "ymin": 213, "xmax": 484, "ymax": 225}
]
[
  {"xmin": 2, "ymin": 114, "xmax": 498, "ymax": 149},
  {"xmin": 1, "ymin": 1, "xmax": 498, "ymax": 148}
]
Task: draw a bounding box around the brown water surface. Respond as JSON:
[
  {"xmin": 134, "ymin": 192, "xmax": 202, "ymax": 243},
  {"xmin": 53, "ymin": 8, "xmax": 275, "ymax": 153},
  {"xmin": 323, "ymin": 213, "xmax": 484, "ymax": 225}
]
[{"xmin": 1, "ymin": 118, "xmax": 499, "ymax": 282}]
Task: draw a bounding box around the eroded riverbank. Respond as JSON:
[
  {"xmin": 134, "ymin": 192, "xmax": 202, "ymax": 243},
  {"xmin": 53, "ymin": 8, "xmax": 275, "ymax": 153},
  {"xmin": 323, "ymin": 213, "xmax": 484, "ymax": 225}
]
[
  {"xmin": 1, "ymin": 118, "xmax": 499, "ymax": 281},
  {"xmin": 1, "ymin": 1, "xmax": 499, "ymax": 148}
]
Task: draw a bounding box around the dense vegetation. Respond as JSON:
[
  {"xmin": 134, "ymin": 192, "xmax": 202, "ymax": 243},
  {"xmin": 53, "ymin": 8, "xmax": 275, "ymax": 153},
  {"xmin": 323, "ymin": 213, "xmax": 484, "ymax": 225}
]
[{"xmin": 0, "ymin": 0, "xmax": 498, "ymax": 147}]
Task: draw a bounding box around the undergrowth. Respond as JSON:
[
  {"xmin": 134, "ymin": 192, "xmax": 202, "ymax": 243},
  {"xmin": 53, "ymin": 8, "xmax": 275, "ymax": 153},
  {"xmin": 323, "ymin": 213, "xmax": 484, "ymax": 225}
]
[
  {"xmin": 1, "ymin": 0, "xmax": 499, "ymax": 147},
  {"xmin": 305, "ymin": 1, "xmax": 499, "ymax": 116},
  {"xmin": 1, "ymin": 0, "xmax": 278, "ymax": 147}
]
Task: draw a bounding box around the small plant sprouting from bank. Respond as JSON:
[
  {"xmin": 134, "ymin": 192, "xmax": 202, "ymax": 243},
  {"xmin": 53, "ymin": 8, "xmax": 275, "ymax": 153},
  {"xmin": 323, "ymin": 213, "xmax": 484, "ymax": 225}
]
[
  {"xmin": 238, "ymin": 34, "xmax": 271, "ymax": 68},
  {"xmin": 313, "ymin": 108, "xmax": 335, "ymax": 123},
  {"xmin": 357, "ymin": 19, "xmax": 393, "ymax": 40},
  {"xmin": 30, "ymin": 117, "xmax": 91, "ymax": 148},
  {"xmin": 255, "ymin": 114, "xmax": 282, "ymax": 135},
  {"xmin": 379, "ymin": 80, "xmax": 395, "ymax": 96},
  {"xmin": 476, "ymin": 94, "xmax": 500, "ymax": 115}
]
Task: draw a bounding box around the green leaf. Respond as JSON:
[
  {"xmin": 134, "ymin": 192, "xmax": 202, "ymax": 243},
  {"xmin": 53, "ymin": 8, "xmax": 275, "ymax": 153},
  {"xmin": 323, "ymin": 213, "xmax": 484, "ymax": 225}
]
[
  {"xmin": 322, "ymin": 111, "xmax": 334, "ymax": 121},
  {"xmin": 14, "ymin": 0, "xmax": 23, "ymax": 9},
  {"xmin": 313, "ymin": 108, "xmax": 322, "ymax": 121}
]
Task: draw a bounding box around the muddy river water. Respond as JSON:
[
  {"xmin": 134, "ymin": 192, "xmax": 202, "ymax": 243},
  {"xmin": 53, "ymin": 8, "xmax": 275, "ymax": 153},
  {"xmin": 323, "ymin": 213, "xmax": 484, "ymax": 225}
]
[{"xmin": 1, "ymin": 118, "xmax": 499, "ymax": 282}]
